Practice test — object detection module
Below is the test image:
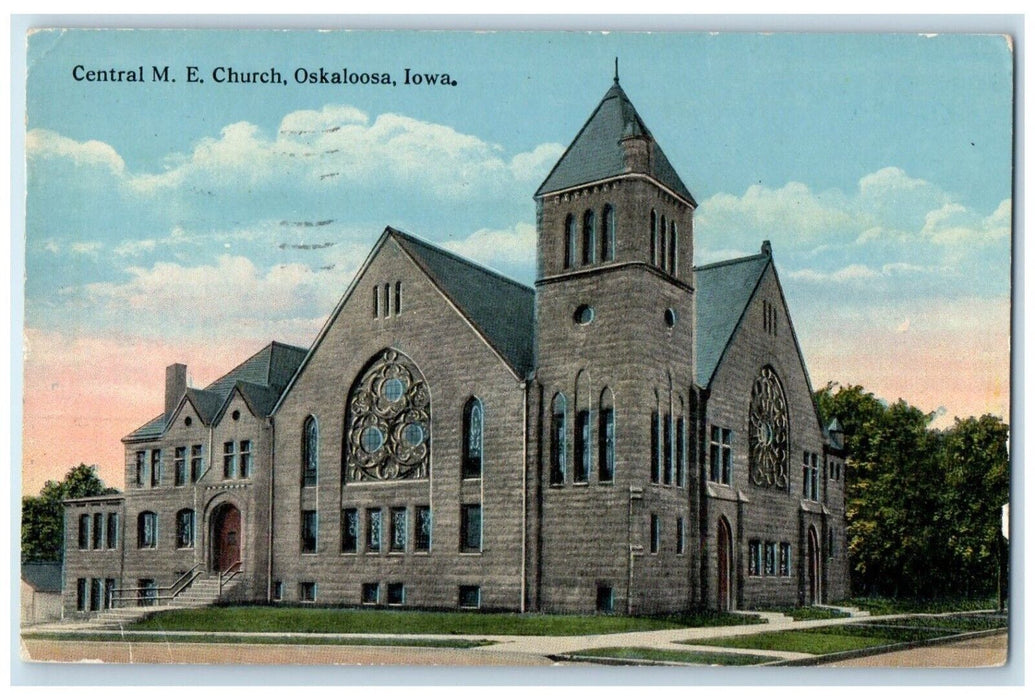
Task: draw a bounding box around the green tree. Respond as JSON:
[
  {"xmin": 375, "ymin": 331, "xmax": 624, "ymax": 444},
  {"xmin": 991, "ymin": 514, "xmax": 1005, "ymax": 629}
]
[
  {"xmin": 21, "ymin": 463, "xmax": 118, "ymax": 562},
  {"xmin": 939, "ymin": 415, "xmax": 1010, "ymax": 596},
  {"xmin": 816, "ymin": 383, "xmax": 1010, "ymax": 600}
]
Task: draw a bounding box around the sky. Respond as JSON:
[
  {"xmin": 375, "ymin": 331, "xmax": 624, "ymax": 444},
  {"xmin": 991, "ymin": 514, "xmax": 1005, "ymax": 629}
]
[{"xmin": 20, "ymin": 29, "xmax": 1013, "ymax": 494}]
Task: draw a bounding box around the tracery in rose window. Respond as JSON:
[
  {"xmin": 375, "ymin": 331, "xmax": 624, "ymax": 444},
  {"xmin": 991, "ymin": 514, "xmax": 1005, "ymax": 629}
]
[
  {"xmin": 748, "ymin": 366, "xmax": 789, "ymax": 488},
  {"xmin": 345, "ymin": 349, "xmax": 430, "ymax": 482}
]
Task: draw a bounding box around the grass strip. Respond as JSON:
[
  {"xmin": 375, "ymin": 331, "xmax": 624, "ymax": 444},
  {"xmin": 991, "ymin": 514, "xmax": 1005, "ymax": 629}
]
[
  {"xmin": 846, "ymin": 597, "xmax": 998, "ymax": 616},
  {"xmin": 855, "ymin": 614, "xmax": 1007, "ymax": 632},
  {"xmin": 568, "ymin": 646, "xmax": 777, "ymax": 666},
  {"xmin": 22, "ymin": 631, "xmax": 489, "ymax": 648},
  {"xmin": 129, "ymin": 606, "xmax": 763, "ymax": 636},
  {"xmin": 688, "ymin": 629, "xmax": 904, "ymax": 655}
]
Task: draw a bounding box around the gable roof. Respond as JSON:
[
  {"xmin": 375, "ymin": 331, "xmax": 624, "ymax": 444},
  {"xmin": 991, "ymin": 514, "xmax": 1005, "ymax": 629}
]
[
  {"xmin": 535, "ymin": 79, "xmax": 696, "ymax": 205},
  {"xmin": 123, "ymin": 341, "xmax": 307, "ymax": 441},
  {"xmin": 694, "ymin": 252, "xmax": 771, "ymax": 387},
  {"xmin": 391, "ymin": 228, "xmax": 535, "ymax": 377},
  {"xmin": 21, "ymin": 562, "xmax": 62, "ymax": 593}
]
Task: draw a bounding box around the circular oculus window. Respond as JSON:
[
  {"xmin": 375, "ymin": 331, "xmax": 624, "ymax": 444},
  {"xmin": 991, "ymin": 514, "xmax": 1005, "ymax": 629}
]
[
  {"xmin": 232, "ymin": 409, "xmax": 241, "ymax": 421},
  {"xmin": 184, "ymin": 416, "xmax": 192, "ymax": 427},
  {"xmin": 664, "ymin": 308, "xmax": 678, "ymax": 327},
  {"xmin": 573, "ymin": 305, "xmax": 595, "ymax": 325}
]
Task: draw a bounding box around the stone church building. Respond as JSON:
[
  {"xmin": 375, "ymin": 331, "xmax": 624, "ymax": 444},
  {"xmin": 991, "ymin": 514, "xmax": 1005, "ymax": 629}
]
[{"xmin": 62, "ymin": 76, "xmax": 849, "ymax": 616}]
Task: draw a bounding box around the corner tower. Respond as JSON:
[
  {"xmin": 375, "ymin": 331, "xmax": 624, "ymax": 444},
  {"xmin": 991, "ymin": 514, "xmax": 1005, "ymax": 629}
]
[{"xmin": 532, "ymin": 75, "xmax": 700, "ymax": 614}]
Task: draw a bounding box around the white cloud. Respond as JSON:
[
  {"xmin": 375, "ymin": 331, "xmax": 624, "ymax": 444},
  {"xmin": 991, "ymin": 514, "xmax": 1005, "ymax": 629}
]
[
  {"xmin": 696, "ymin": 181, "xmax": 855, "ymax": 246},
  {"xmin": 79, "ymin": 255, "xmax": 338, "ymax": 326},
  {"xmin": 27, "ymin": 129, "xmax": 125, "ymax": 173},
  {"xmin": 441, "ymin": 222, "xmax": 537, "ymax": 274},
  {"xmin": 787, "ymin": 261, "xmax": 934, "ymax": 284}
]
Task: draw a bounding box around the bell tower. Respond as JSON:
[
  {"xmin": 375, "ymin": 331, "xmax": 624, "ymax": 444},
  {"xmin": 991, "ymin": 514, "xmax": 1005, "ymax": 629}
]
[{"xmin": 531, "ymin": 74, "xmax": 701, "ymax": 614}]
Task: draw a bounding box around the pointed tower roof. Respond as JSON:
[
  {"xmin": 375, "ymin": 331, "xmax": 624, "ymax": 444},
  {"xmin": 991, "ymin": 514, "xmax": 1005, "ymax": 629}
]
[{"xmin": 535, "ymin": 78, "xmax": 696, "ymax": 205}]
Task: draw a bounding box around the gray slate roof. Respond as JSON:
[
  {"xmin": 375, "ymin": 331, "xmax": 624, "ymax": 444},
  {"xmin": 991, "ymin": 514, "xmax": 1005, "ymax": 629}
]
[
  {"xmin": 535, "ymin": 80, "xmax": 696, "ymax": 205},
  {"xmin": 391, "ymin": 228, "xmax": 535, "ymax": 377},
  {"xmin": 694, "ymin": 252, "xmax": 771, "ymax": 387},
  {"xmin": 124, "ymin": 341, "xmax": 307, "ymax": 441},
  {"xmin": 21, "ymin": 562, "xmax": 62, "ymax": 593}
]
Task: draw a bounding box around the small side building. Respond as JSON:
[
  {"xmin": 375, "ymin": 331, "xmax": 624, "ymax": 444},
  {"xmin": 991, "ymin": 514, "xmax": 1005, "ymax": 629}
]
[{"xmin": 21, "ymin": 561, "xmax": 64, "ymax": 625}]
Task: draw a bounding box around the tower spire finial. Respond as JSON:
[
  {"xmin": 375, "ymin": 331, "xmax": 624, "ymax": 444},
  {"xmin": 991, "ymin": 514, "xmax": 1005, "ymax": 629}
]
[{"xmin": 614, "ymin": 57, "xmax": 620, "ymax": 84}]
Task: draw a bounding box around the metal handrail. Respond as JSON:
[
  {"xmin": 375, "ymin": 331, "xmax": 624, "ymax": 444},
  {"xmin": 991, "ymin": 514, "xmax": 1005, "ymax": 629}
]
[
  {"xmin": 109, "ymin": 564, "xmax": 203, "ymax": 608},
  {"xmin": 218, "ymin": 560, "xmax": 242, "ymax": 597}
]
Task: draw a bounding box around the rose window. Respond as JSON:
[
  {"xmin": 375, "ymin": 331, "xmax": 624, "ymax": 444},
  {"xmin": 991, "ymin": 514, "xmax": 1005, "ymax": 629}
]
[
  {"xmin": 346, "ymin": 349, "xmax": 430, "ymax": 481},
  {"xmin": 748, "ymin": 366, "xmax": 789, "ymax": 488}
]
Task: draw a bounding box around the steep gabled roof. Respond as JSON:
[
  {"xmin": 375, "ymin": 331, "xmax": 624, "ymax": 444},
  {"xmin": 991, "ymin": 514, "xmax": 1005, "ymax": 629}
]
[
  {"xmin": 391, "ymin": 228, "xmax": 535, "ymax": 377},
  {"xmin": 535, "ymin": 79, "xmax": 696, "ymax": 205},
  {"xmin": 123, "ymin": 341, "xmax": 307, "ymax": 441},
  {"xmin": 694, "ymin": 252, "xmax": 771, "ymax": 387}
]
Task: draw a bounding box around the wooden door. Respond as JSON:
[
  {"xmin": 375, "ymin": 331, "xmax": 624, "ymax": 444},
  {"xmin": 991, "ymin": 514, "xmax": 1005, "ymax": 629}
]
[{"xmin": 212, "ymin": 504, "xmax": 241, "ymax": 572}]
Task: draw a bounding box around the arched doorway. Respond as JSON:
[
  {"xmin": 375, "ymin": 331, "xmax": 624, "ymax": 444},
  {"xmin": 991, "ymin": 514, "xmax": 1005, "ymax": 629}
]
[
  {"xmin": 717, "ymin": 517, "xmax": 734, "ymax": 611},
  {"xmin": 210, "ymin": 503, "xmax": 241, "ymax": 573},
  {"xmin": 806, "ymin": 526, "xmax": 820, "ymax": 605}
]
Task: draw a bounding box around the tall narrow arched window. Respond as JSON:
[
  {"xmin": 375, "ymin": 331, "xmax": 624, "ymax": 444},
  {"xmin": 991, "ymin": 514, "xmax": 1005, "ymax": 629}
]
[
  {"xmin": 574, "ymin": 408, "xmax": 591, "ymax": 483},
  {"xmin": 564, "ymin": 214, "xmax": 576, "ymax": 269},
  {"xmin": 659, "ymin": 215, "xmax": 668, "ymax": 271},
  {"xmin": 302, "ymin": 416, "xmax": 319, "ymax": 486},
  {"xmin": 669, "ymin": 221, "xmax": 678, "ymax": 275},
  {"xmin": 650, "ymin": 210, "xmax": 658, "ymax": 265},
  {"xmin": 599, "ymin": 387, "xmax": 615, "ymax": 482},
  {"xmin": 175, "ymin": 509, "xmax": 195, "ymax": 549},
  {"xmin": 137, "ymin": 511, "xmax": 157, "ymax": 549},
  {"xmin": 602, "ymin": 204, "xmax": 615, "ymax": 262},
  {"xmin": 550, "ymin": 393, "xmax": 568, "ymax": 485},
  {"xmin": 582, "ymin": 210, "xmax": 596, "ymax": 265},
  {"xmin": 462, "ymin": 397, "xmax": 483, "ymax": 479}
]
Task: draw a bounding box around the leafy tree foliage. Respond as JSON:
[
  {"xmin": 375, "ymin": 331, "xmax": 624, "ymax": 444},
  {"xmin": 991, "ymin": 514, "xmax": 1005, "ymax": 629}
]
[
  {"xmin": 21, "ymin": 463, "xmax": 118, "ymax": 562},
  {"xmin": 816, "ymin": 384, "xmax": 1009, "ymax": 599}
]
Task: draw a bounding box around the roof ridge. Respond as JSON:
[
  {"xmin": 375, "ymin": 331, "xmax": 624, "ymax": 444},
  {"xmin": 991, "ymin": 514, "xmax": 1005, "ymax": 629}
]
[
  {"xmin": 694, "ymin": 252, "xmax": 769, "ymax": 272},
  {"xmin": 387, "ymin": 227, "xmax": 534, "ymax": 293}
]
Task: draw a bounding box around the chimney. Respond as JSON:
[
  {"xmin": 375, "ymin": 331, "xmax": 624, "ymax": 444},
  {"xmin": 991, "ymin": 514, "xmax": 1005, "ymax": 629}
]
[{"xmin": 165, "ymin": 363, "xmax": 187, "ymax": 423}]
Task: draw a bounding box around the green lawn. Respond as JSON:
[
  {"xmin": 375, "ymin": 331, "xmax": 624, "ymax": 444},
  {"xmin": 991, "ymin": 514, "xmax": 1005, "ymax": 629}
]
[
  {"xmin": 568, "ymin": 646, "xmax": 778, "ymax": 666},
  {"xmin": 846, "ymin": 597, "xmax": 999, "ymax": 616},
  {"xmin": 690, "ymin": 630, "xmax": 894, "ymax": 655},
  {"xmin": 129, "ymin": 606, "xmax": 764, "ymax": 636},
  {"xmin": 686, "ymin": 621, "xmax": 955, "ymax": 655},
  {"xmin": 21, "ymin": 631, "xmax": 488, "ymax": 648},
  {"xmin": 855, "ymin": 613, "xmax": 1008, "ymax": 633}
]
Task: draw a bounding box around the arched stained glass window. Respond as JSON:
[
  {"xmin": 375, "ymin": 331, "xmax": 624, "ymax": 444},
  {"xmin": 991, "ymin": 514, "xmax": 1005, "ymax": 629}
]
[
  {"xmin": 564, "ymin": 214, "xmax": 576, "ymax": 269},
  {"xmin": 302, "ymin": 416, "xmax": 318, "ymax": 486},
  {"xmin": 345, "ymin": 349, "xmax": 430, "ymax": 482},
  {"xmin": 749, "ymin": 366, "xmax": 789, "ymax": 489},
  {"xmin": 659, "ymin": 215, "xmax": 668, "ymax": 271},
  {"xmin": 550, "ymin": 393, "xmax": 567, "ymax": 485},
  {"xmin": 669, "ymin": 221, "xmax": 678, "ymax": 275},
  {"xmin": 602, "ymin": 204, "xmax": 615, "ymax": 262},
  {"xmin": 598, "ymin": 387, "xmax": 615, "ymax": 482},
  {"xmin": 582, "ymin": 210, "xmax": 596, "ymax": 265},
  {"xmin": 462, "ymin": 397, "xmax": 483, "ymax": 479},
  {"xmin": 650, "ymin": 210, "xmax": 658, "ymax": 266}
]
